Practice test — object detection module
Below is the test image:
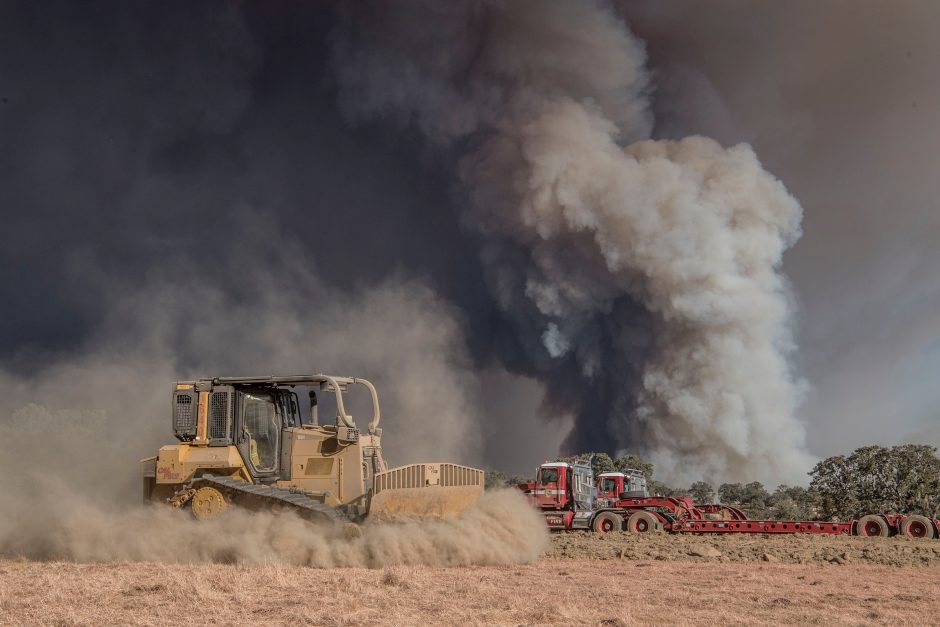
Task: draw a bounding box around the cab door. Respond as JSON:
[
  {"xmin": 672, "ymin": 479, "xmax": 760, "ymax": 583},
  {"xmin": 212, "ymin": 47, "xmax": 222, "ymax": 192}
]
[
  {"xmin": 236, "ymin": 390, "xmax": 282, "ymax": 480},
  {"xmin": 536, "ymin": 466, "xmax": 562, "ymax": 509}
]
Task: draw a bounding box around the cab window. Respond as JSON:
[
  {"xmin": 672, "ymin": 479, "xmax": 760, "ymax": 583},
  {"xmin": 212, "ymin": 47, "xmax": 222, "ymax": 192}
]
[
  {"xmin": 278, "ymin": 391, "xmax": 301, "ymax": 428},
  {"xmin": 243, "ymin": 392, "xmax": 280, "ymax": 471},
  {"xmin": 601, "ymin": 478, "xmax": 617, "ymax": 493},
  {"xmin": 540, "ymin": 468, "xmax": 559, "ymax": 484}
]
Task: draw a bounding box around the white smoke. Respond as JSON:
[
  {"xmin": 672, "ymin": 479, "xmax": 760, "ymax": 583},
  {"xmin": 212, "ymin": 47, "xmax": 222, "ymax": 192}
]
[
  {"xmin": 622, "ymin": 1, "xmax": 940, "ymax": 457},
  {"xmin": 330, "ymin": 0, "xmax": 813, "ymax": 482}
]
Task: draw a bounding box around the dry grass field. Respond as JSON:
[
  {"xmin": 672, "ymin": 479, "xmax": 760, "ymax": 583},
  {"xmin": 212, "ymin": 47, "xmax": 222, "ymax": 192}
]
[
  {"xmin": 1, "ymin": 551, "xmax": 938, "ymax": 626},
  {"xmin": 2, "ymin": 523, "xmax": 938, "ymax": 626}
]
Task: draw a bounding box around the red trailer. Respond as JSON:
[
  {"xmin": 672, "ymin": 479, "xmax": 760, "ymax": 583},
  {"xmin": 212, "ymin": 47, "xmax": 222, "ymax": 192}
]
[{"xmin": 515, "ymin": 460, "xmax": 939, "ymax": 539}]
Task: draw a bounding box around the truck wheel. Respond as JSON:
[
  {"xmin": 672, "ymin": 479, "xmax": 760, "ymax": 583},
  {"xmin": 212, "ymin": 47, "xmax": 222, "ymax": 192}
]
[
  {"xmin": 899, "ymin": 515, "xmax": 936, "ymax": 539},
  {"xmin": 626, "ymin": 511, "xmax": 662, "ymax": 533},
  {"xmin": 592, "ymin": 511, "xmax": 623, "ymax": 533},
  {"xmin": 855, "ymin": 514, "xmax": 889, "ymax": 537}
]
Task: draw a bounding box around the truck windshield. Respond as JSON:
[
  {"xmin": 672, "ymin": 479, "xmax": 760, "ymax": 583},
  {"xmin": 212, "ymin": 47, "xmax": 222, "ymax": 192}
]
[{"xmin": 540, "ymin": 468, "xmax": 559, "ymax": 484}]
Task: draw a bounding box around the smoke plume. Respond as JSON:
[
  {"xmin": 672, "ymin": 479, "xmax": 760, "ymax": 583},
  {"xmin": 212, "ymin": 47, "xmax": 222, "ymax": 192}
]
[
  {"xmin": 1, "ymin": 0, "xmax": 853, "ymax": 515},
  {"xmin": 622, "ymin": 0, "xmax": 940, "ymax": 457},
  {"xmin": 330, "ymin": 0, "xmax": 812, "ymax": 482}
]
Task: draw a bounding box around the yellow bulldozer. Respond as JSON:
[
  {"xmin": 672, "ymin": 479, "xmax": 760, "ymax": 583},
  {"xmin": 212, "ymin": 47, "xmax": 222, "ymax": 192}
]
[{"xmin": 140, "ymin": 374, "xmax": 484, "ymax": 525}]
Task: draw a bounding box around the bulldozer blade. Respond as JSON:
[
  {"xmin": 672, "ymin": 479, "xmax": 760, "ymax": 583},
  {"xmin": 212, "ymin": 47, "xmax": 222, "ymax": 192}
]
[
  {"xmin": 370, "ymin": 463, "xmax": 484, "ymax": 520},
  {"xmin": 370, "ymin": 485, "xmax": 483, "ymax": 519}
]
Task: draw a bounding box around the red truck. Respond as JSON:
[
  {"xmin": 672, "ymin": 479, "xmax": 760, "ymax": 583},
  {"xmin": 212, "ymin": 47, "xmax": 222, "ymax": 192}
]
[{"xmin": 515, "ymin": 459, "xmax": 939, "ymax": 539}]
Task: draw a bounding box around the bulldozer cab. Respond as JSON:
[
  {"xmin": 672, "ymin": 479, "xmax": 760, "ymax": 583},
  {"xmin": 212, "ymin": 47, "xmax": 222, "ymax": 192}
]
[
  {"xmin": 238, "ymin": 388, "xmax": 299, "ymax": 477},
  {"xmin": 167, "ymin": 374, "xmax": 384, "ymax": 490},
  {"xmin": 233, "ymin": 384, "xmax": 367, "ymax": 483}
]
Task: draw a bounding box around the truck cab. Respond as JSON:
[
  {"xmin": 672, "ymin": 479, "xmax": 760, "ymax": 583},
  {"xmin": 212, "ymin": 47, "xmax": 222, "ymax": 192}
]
[
  {"xmin": 516, "ymin": 460, "xmax": 597, "ymax": 530},
  {"xmin": 534, "ymin": 462, "xmax": 570, "ymax": 510},
  {"xmin": 596, "ymin": 470, "xmax": 649, "ymax": 507}
]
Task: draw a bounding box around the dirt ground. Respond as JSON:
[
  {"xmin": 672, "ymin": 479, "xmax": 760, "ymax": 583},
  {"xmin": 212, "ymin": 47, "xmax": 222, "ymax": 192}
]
[
  {"xmin": 548, "ymin": 530, "xmax": 940, "ymax": 566},
  {"xmin": 1, "ymin": 556, "xmax": 938, "ymax": 626},
  {"xmin": 2, "ymin": 531, "xmax": 938, "ymax": 625}
]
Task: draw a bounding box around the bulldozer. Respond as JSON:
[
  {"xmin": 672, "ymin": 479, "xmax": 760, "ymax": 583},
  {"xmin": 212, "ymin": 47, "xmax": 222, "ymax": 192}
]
[{"xmin": 140, "ymin": 374, "xmax": 484, "ymax": 525}]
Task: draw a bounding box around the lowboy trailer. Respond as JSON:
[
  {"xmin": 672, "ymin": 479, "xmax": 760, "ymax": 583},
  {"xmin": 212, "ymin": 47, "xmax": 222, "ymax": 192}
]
[{"xmin": 516, "ymin": 460, "xmax": 939, "ymax": 539}]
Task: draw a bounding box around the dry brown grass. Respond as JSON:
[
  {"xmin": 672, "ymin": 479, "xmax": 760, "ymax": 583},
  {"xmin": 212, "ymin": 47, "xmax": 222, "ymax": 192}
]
[{"xmin": 1, "ymin": 558, "xmax": 937, "ymax": 626}]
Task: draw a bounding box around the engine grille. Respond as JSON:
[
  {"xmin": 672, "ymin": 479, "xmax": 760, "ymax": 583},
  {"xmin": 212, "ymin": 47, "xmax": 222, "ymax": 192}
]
[
  {"xmin": 173, "ymin": 393, "xmax": 196, "ymax": 441},
  {"xmin": 208, "ymin": 390, "xmax": 233, "ymax": 443}
]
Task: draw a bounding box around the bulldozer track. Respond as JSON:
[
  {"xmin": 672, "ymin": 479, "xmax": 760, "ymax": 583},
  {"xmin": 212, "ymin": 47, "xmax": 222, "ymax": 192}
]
[{"xmin": 186, "ymin": 474, "xmax": 345, "ymax": 526}]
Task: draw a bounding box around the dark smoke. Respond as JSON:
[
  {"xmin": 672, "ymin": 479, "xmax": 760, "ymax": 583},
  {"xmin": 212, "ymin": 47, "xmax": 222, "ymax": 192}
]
[
  {"xmin": 1, "ymin": 1, "xmax": 934, "ymax": 489},
  {"xmin": 0, "ymin": 0, "xmax": 558, "ymax": 481},
  {"xmin": 330, "ymin": 0, "xmax": 810, "ymax": 483}
]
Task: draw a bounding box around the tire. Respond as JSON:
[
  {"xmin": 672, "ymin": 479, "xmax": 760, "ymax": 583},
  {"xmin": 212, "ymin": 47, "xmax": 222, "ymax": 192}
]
[
  {"xmin": 592, "ymin": 511, "xmax": 623, "ymax": 533},
  {"xmin": 899, "ymin": 515, "xmax": 936, "ymax": 539},
  {"xmin": 855, "ymin": 514, "xmax": 889, "ymax": 537},
  {"xmin": 626, "ymin": 511, "xmax": 662, "ymax": 533}
]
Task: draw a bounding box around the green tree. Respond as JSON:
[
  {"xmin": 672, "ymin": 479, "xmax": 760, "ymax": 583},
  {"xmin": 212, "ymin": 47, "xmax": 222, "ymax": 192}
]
[
  {"xmin": 810, "ymin": 445, "xmax": 940, "ymax": 518},
  {"xmin": 649, "ymin": 481, "xmax": 690, "ymax": 497},
  {"xmin": 809, "ymin": 454, "xmax": 857, "ymax": 520},
  {"xmin": 689, "ymin": 481, "xmax": 715, "ymax": 503},
  {"xmin": 849, "ymin": 445, "xmax": 895, "ymax": 514},
  {"xmin": 885, "ymin": 444, "xmax": 940, "ymax": 516},
  {"xmin": 767, "ymin": 485, "xmax": 816, "ymax": 520},
  {"xmin": 718, "ymin": 482, "xmax": 743, "ymax": 504},
  {"xmin": 719, "ymin": 481, "xmax": 771, "ymax": 519}
]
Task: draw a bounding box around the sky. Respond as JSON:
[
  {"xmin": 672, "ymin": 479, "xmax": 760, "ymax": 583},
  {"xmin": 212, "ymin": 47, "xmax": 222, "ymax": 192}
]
[{"xmin": 1, "ymin": 1, "xmax": 937, "ymax": 481}]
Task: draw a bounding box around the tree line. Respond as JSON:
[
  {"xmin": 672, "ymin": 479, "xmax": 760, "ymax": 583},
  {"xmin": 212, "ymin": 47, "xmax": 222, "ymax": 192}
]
[{"xmin": 486, "ymin": 444, "xmax": 940, "ymax": 520}]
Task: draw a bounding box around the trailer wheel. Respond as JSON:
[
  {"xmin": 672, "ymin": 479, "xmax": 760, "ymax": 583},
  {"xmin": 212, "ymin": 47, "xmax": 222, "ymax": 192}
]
[
  {"xmin": 899, "ymin": 515, "xmax": 936, "ymax": 539},
  {"xmin": 592, "ymin": 511, "xmax": 623, "ymax": 533},
  {"xmin": 855, "ymin": 514, "xmax": 889, "ymax": 537},
  {"xmin": 626, "ymin": 511, "xmax": 662, "ymax": 533}
]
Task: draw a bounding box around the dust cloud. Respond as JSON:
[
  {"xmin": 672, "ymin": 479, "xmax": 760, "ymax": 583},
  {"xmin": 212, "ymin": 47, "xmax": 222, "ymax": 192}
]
[
  {"xmin": 0, "ymin": 217, "xmax": 548, "ymax": 566},
  {"xmin": 0, "ymin": 489, "xmax": 547, "ymax": 568}
]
